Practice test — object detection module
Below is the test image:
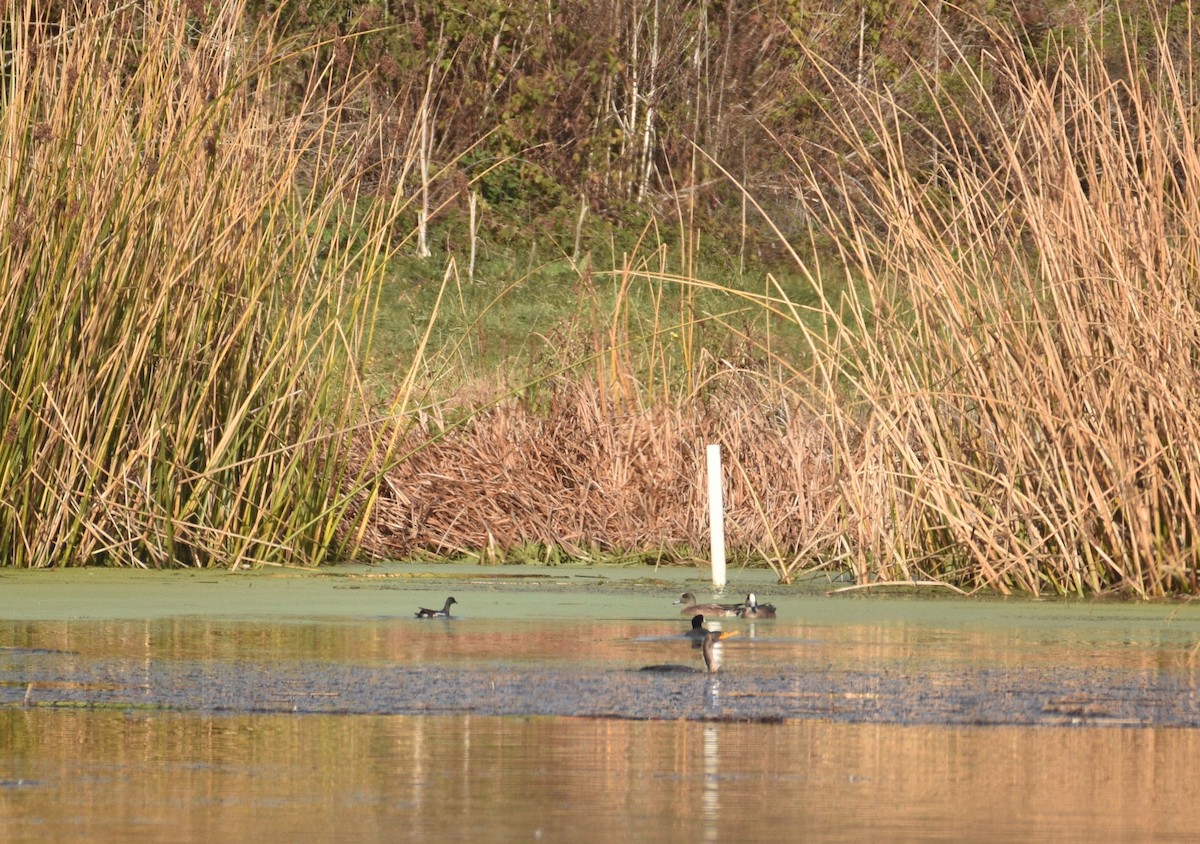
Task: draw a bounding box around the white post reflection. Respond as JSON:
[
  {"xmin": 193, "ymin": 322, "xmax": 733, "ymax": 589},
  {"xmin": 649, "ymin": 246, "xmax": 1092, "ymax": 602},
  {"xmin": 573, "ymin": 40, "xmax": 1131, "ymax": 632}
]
[
  {"xmin": 704, "ymin": 674, "xmax": 722, "ymax": 712},
  {"xmin": 462, "ymin": 713, "xmax": 471, "ymax": 775},
  {"xmin": 411, "ymin": 716, "xmax": 425, "ymax": 812},
  {"xmin": 702, "ymin": 722, "xmax": 721, "ymax": 843}
]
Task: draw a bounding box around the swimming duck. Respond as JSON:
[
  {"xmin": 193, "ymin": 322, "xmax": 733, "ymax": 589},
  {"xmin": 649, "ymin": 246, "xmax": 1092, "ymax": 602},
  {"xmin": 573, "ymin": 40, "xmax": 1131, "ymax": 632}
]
[
  {"xmin": 674, "ymin": 591, "xmax": 743, "ymax": 617},
  {"xmin": 640, "ymin": 615, "xmax": 737, "ymax": 674},
  {"xmin": 684, "ymin": 613, "xmax": 712, "ymax": 642},
  {"xmin": 700, "ymin": 630, "xmax": 735, "ymax": 673},
  {"xmin": 681, "ymin": 614, "xmax": 734, "ymax": 672},
  {"xmin": 415, "ymin": 596, "xmax": 457, "ymax": 618},
  {"xmin": 684, "ymin": 614, "xmax": 738, "ymax": 673},
  {"xmin": 737, "ymin": 593, "xmax": 776, "ymax": 619}
]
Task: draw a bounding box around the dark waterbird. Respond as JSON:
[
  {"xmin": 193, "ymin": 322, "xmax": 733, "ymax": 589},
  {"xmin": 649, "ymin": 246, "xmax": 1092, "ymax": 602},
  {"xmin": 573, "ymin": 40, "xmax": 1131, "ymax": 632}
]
[
  {"xmin": 643, "ymin": 614, "xmax": 734, "ymax": 672},
  {"xmin": 674, "ymin": 591, "xmax": 743, "ymax": 617},
  {"xmin": 641, "ymin": 614, "xmax": 738, "ymax": 674},
  {"xmin": 737, "ymin": 593, "xmax": 776, "ymax": 619},
  {"xmin": 687, "ymin": 614, "xmax": 739, "ymax": 673},
  {"xmin": 415, "ymin": 596, "xmax": 457, "ymax": 618},
  {"xmin": 683, "ymin": 613, "xmax": 713, "ymax": 643}
]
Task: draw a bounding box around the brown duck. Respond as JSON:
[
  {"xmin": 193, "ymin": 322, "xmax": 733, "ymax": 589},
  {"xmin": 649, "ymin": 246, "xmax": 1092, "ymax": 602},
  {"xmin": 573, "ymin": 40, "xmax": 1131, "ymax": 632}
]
[
  {"xmin": 685, "ymin": 614, "xmax": 738, "ymax": 673},
  {"xmin": 674, "ymin": 591, "xmax": 743, "ymax": 617}
]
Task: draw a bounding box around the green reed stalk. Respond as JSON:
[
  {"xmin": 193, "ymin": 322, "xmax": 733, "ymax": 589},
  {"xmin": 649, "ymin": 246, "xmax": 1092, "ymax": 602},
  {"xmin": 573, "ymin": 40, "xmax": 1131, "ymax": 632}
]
[{"xmin": 0, "ymin": 2, "xmax": 409, "ymax": 568}]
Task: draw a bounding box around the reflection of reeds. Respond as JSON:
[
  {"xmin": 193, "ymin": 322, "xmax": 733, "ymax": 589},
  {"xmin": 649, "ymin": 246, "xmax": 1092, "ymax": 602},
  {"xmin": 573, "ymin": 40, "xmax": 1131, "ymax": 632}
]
[
  {"xmin": 14, "ymin": 708, "xmax": 1200, "ymax": 838},
  {"xmin": 0, "ymin": 3, "xmax": 407, "ymax": 568}
]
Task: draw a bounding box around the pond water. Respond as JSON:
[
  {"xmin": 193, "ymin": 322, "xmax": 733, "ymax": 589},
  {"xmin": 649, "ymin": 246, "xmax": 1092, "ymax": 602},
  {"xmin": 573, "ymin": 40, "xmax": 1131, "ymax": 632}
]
[{"xmin": 2, "ymin": 565, "xmax": 1200, "ymax": 841}]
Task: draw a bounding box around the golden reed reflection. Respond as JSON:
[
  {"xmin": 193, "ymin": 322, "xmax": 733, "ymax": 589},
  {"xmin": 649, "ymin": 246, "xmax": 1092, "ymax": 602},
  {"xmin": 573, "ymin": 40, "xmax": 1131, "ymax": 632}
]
[
  {"xmin": 4, "ymin": 618, "xmax": 688, "ymax": 667},
  {"xmin": 3, "ymin": 710, "xmax": 1200, "ymax": 842},
  {"xmin": 12, "ymin": 616, "xmax": 1197, "ymax": 678}
]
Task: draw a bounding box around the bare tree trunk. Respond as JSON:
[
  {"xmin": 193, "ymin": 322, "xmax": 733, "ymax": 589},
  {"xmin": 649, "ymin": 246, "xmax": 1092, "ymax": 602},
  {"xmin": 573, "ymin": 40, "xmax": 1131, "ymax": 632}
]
[
  {"xmin": 626, "ymin": 0, "xmax": 640, "ymax": 200},
  {"xmin": 572, "ymin": 192, "xmax": 588, "ymax": 263},
  {"xmin": 636, "ymin": 0, "xmax": 660, "ymax": 202},
  {"xmin": 416, "ymin": 59, "xmax": 435, "ymax": 259},
  {"xmin": 857, "ymin": 3, "xmax": 866, "ymax": 88}
]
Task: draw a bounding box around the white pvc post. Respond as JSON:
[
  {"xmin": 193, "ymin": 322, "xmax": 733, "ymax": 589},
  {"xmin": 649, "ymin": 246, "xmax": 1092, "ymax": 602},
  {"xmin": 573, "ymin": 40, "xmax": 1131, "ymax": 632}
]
[{"xmin": 706, "ymin": 443, "xmax": 726, "ymax": 591}]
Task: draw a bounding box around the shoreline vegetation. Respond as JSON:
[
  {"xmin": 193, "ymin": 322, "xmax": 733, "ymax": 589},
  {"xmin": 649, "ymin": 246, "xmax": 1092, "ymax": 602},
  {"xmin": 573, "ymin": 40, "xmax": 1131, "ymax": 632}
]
[{"xmin": 3, "ymin": 1, "xmax": 1199, "ymax": 597}]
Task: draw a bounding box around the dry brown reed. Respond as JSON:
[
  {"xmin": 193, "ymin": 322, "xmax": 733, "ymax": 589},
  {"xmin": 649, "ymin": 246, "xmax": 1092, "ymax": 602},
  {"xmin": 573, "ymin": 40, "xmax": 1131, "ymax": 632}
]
[
  {"xmin": 778, "ymin": 9, "xmax": 1200, "ymax": 595},
  {"xmin": 14, "ymin": 2, "xmax": 1198, "ymax": 597},
  {"xmin": 359, "ymin": 8, "xmax": 1200, "ymax": 597},
  {"xmin": 351, "ymin": 370, "xmax": 840, "ymax": 582}
]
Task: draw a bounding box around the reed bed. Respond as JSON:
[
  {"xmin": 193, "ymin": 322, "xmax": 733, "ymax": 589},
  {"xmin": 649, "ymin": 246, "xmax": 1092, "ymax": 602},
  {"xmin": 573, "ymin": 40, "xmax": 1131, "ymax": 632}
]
[
  {"xmin": 352, "ymin": 371, "xmax": 840, "ymax": 582},
  {"xmin": 779, "ymin": 11, "xmax": 1200, "ymax": 595},
  {"xmin": 0, "ymin": 2, "xmax": 407, "ymax": 568},
  {"xmin": 351, "ymin": 243, "xmax": 845, "ymax": 583},
  {"xmin": 354, "ymin": 10, "xmax": 1200, "ymax": 597},
  {"xmin": 9, "ymin": 1, "xmax": 1199, "ymax": 598}
]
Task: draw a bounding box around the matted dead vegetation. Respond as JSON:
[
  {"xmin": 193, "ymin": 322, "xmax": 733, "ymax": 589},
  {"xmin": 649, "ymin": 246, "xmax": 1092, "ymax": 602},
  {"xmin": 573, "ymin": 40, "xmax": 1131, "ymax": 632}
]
[{"xmin": 350, "ymin": 373, "xmax": 846, "ymax": 583}]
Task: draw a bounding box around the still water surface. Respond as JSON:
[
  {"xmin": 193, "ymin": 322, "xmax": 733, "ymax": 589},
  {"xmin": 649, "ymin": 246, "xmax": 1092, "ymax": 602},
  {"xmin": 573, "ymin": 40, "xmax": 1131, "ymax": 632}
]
[
  {"xmin": 4, "ymin": 710, "xmax": 1199, "ymax": 842},
  {"xmin": 2, "ymin": 566, "xmax": 1200, "ymax": 841}
]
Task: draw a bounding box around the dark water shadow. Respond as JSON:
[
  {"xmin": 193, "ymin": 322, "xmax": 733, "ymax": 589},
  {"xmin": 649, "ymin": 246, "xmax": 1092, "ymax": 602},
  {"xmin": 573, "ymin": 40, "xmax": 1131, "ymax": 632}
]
[{"xmin": 2, "ymin": 612, "xmax": 1199, "ymax": 727}]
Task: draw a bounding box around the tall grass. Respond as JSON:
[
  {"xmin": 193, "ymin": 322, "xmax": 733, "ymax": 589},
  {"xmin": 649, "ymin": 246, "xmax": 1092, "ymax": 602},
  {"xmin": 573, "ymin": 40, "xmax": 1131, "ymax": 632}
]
[
  {"xmin": 21, "ymin": 1, "xmax": 1192, "ymax": 597},
  {"xmin": 350, "ymin": 222, "xmax": 839, "ymax": 581},
  {"xmin": 338, "ymin": 5, "xmax": 1200, "ymax": 597},
  {"xmin": 0, "ymin": 2, "xmax": 407, "ymax": 568},
  {"xmin": 781, "ymin": 10, "xmax": 1200, "ymax": 595}
]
